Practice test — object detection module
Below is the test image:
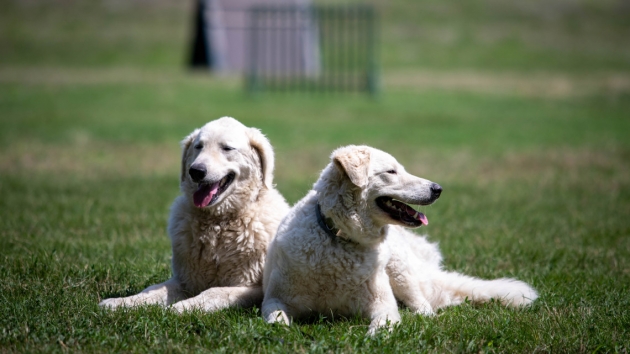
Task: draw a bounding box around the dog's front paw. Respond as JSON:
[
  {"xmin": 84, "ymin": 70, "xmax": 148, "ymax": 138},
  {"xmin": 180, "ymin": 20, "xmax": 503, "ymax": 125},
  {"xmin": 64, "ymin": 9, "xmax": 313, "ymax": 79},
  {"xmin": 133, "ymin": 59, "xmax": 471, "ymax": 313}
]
[
  {"xmin": 171, "ymin": 301, "xmax": 194, "ymax": 313},
  {"xmin": 264, "ymin": 310, "xmax": 290, "ymax": 325},
  {"xmin": 414, "ymin": 307, "xmax": 436, "ymax": 317},
  {"xmin": 367, "ymin": 318, "xmax": 399, "ymax": 336},
  {"xmin": 409, "ymin": 299, "xmax": 436, "ymax": 317},
  {"xmin": 413, "ymin": 305, "xmax": 436, "ymax": 317},
  {"xmin": 99, "ymin": 298, "xmax": 127, "ymax": 309},
  {"xmin": 171, "ymin": 298, "xmax": 222, "ymax": 313}
]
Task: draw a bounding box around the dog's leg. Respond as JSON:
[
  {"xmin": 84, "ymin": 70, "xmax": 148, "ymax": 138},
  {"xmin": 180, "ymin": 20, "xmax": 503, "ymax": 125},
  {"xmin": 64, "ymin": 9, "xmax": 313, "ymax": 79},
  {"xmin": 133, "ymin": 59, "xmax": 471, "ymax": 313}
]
[
  {"xmin": 366, "ymin": 307, "xmax": 401, "ymax": 336},
  {"xmin": 261, "ymin": 297, "xmax": 291, "ymax": 325},
  {"xmin": 365, "ymin": 274, "xmax": 402, "ymax": 336},
  {"xmin": 261, "ymin": 269, "xmax": 292, "ymax": 325},
  {"xmin": 386, "ymin": 251, "xmax": 436, "ymax": 316},
  {"xmin": 171, "ymin": 286, "xmax": 263, "ymax": 313},
  {"xmin": 99, "ymin": 278, "xmax": 186, "ymax": 309},
  {"xmin": 389, "ymin": 275, "xmax": 435, "ymax": 316}
]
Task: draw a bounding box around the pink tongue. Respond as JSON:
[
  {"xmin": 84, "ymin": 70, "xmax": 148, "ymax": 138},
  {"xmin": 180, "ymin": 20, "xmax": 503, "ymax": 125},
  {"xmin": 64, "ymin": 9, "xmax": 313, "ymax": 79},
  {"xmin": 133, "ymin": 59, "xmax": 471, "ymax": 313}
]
[
  {"xmin": 405, "ymin": 206, "xmax": 429, "ymax": 226},
  {"xmin": 193, "ymin": 182, "xmax": 220, "ymax": 208},
  {"xmin": 417, "ymin": 212, "xmax": 429, "ymax": 226}
]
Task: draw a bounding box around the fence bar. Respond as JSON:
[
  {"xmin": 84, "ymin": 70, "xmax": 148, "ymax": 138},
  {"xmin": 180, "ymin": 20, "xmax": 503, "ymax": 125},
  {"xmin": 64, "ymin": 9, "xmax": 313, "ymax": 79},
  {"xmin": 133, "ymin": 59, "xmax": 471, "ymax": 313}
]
[{"xmin": 246, "ymin": 4, "xmax": 377, "ymax": 95}]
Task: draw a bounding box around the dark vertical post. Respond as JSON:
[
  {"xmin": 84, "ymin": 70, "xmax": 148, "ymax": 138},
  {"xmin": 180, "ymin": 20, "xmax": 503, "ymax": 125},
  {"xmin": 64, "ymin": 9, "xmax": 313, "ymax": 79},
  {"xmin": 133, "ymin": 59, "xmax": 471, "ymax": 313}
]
[{"xmin": 190, "ymin": 0, "xmax": 209, "ymax": 68}]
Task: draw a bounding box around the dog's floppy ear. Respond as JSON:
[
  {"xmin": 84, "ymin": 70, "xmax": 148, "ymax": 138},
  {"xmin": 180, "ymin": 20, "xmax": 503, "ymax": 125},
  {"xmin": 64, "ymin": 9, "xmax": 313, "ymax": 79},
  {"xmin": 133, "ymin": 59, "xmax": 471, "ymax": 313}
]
[
  {"xmin": 180, "ymin": 129, "xmax": 199, "ymax": 183},
  {"xmin": 247, "ymin": 127, "xmax": 275, "ymax": 189},
  {"xmin": 332, "ymin": 145, "xmax": 371, "ymax": 188}
]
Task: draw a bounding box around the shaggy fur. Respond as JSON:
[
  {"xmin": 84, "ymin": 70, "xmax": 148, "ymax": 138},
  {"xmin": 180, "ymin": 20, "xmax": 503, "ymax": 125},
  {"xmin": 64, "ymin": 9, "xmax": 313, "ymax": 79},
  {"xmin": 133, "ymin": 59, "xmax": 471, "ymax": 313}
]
[
  {"xmin": 100, "ymin": 117, "xmax": 289, "ymax": 312},
  {"xmin": 262, "ymin": 145, "xmax": 537, "ymax": 335}
]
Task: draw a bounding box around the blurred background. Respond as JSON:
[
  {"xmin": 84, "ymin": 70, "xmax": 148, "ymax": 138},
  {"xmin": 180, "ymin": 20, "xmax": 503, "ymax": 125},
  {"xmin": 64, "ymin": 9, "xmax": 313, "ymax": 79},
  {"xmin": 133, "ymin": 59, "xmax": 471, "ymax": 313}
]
[
  {"xmin": 1, "ymin": 0, "xmax": 629, "ymax": 350},
  {"xmin": 2, "ymin": 0, "xmax": 628, "ymax": 200}
]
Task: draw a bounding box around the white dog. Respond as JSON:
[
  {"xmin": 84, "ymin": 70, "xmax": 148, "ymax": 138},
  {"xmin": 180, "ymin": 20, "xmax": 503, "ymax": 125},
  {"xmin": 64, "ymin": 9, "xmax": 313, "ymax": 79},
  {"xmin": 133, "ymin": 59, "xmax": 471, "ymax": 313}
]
[
  {"xmin": 100, "ymin": 117, "xmax": 289, "ymax": 312},
  {"xmin": 262, "ymin": 145, "xmax": 537, "ymax": 335}
]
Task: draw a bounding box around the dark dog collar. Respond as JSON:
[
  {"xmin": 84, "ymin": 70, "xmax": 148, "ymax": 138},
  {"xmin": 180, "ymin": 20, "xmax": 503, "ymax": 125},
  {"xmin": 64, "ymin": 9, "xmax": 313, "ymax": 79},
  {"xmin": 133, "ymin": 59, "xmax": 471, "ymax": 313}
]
[{"xmin": 315, "ymin": 204, "xmax": 355, "ymax": 244}]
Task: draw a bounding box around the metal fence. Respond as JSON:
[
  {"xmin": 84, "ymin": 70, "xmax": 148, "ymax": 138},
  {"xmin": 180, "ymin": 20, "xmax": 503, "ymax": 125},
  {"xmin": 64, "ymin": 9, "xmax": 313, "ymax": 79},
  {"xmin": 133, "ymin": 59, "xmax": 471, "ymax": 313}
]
[{"xmin": 246, "ymin": 5, "xmax": 378, "ymax": 95}]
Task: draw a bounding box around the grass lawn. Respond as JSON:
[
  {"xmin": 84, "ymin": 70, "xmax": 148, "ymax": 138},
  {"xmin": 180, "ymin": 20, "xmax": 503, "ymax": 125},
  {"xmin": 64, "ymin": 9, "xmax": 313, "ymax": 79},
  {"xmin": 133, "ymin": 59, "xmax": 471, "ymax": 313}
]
[{"xmin": 1, "ymin": 0, "xmax": 629, "ymax": 352}]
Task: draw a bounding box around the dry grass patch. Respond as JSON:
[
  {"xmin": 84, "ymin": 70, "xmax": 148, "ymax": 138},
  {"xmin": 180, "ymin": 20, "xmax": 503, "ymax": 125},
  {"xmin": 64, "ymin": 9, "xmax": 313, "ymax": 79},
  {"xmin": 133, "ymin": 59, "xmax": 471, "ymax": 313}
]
[
  {"xmin": 384, "ymin": 70, "xmax": 630, "ymax": 98},
  {"xmin": 3, "ymin": 140, "xmax": 628, "ymax": 206},
  {"xmin": 0, "ymin": 67, "xmax": 241, "ymax": 88},
  {"xmin": 272, "ymin": 144, "xmax": 630, "ymax": 192},
  {"xmin": 0, "ymin": 140, "xmax": 179, "ymax": 180},
  {"xmin": 394, "ymin": 146, "xmax": 630, "ymax": 191},
  {"xmin": 275, "ymin": 145, "xmax": 336, "ymax": 182},
  {"xmin": 3, "ymin": 67, "xmax": 629, "ymax": 99}
]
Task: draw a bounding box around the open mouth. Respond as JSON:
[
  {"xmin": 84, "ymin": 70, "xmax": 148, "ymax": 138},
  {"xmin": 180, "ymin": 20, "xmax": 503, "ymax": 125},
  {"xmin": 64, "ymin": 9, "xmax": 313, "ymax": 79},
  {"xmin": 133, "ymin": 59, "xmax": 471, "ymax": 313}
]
[
  {"xmin": 192, "ymin": 172, "xmax": 235, "ymax": 208},
  {"xmin": 375, "ymin": 196, "xmax": 428, "ymax": 227}
]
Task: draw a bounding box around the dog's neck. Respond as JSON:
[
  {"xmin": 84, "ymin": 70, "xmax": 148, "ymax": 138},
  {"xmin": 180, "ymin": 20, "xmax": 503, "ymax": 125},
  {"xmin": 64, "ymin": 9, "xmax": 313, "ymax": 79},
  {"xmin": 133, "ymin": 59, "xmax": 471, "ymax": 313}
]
[
  {"xmin": 315, "ymin": 204, "xmax": 361, "ymax": 245},
  {"xmin": 314, "ymin": 168, "xmax": 388, "ymax": 247},
  {"xmin": 315, "ymin": 203, "xmax": 341, "ymax": 237}
]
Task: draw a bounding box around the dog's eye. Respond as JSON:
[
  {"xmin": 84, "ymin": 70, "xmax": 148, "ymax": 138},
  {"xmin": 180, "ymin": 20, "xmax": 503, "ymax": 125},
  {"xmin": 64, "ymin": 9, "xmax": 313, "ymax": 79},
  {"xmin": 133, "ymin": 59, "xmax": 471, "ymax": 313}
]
[
  {"xmin": 387, "ymin": 170, "xmax": 397, "ymax": 175},
  {"xmin": 222, "ymin": 146, "xmax": 235, "ymax": 152},
  {"xmin": 194, "ymin": 143, "xmax": 203, "ymax": 150}
]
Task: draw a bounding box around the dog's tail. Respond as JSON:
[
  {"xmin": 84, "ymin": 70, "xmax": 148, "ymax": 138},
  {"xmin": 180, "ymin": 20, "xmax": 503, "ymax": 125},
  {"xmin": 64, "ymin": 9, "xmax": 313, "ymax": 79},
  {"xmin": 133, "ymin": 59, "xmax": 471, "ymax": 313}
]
[{"xmin": 430, "ymin": 271, "xmax": 538, "ymax": 309}]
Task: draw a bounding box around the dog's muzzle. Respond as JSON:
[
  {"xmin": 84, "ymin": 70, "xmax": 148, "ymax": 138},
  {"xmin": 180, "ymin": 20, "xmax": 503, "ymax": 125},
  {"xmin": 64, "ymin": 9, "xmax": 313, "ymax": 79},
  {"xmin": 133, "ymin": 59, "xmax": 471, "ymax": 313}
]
[{"xmin": 189, "ymin": 164, "xmax": 207, "ymax": 183}]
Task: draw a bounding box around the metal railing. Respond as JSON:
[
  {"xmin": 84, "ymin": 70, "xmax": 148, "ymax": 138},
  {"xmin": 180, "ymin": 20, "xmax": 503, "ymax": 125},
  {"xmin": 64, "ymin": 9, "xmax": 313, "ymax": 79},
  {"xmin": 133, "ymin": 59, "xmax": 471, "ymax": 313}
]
[{"xmin": 246, "ymin": 5, "xmax": 378, "ymax": 95}]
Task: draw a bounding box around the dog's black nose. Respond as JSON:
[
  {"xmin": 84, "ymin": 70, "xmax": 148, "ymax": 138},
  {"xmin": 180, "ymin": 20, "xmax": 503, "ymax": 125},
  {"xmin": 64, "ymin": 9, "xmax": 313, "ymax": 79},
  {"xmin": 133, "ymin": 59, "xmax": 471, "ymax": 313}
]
[
  {"xmin": 431, "ymin": 183, "xmax": 442, "ymax": 198},
  {"xmin": 189, "ymin": 164, "xmax": 207, "ymax": 182}
]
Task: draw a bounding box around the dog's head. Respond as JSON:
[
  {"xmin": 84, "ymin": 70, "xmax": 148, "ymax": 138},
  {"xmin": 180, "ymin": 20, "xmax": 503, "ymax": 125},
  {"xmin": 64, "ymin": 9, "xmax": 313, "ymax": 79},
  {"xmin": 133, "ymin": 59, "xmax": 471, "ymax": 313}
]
[
  {"xmin": 315, "ymin": 145, "xmax": 442, "ymax": 240},
  {"xmin": 179, "ymin": 117, "xmax": 275, "ymax": 212}
]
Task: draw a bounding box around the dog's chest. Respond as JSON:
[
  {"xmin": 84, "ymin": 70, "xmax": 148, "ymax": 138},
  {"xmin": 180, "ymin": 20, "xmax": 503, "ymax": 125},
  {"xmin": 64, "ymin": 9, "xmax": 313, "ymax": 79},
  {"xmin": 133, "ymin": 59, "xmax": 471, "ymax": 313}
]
[
  {"xmin": 177, "ymin": 216, "xmax": 268, "ymax": 293},
  {"xmin": 195, "ymin": 219, "xmax": 259, "ymax": 260},
  {"xmin": 296, "ymin": 241, "xmax": 380, "ymax": 290}
]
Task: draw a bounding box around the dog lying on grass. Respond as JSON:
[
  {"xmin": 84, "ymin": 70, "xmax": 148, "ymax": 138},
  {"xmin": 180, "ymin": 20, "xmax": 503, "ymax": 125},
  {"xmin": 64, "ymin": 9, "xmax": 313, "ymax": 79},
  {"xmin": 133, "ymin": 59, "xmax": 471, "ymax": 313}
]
[
  {"xmin": 100, "ymin": 117, "xmax": 289, "ymax": 312},
  {"xmin": 262, "ymin": 145, "xmax": 537, "ymax": 335}
]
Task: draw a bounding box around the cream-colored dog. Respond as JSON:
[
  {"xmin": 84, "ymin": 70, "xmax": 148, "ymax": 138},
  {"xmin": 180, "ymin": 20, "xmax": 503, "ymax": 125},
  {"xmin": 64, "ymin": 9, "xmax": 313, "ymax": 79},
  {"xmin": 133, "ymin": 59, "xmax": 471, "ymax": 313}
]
[
  {"xmin": 100, "ymin": 117, "xmax": 289, "ymax": 312},
  {"xmin": 262, "ymin": 145, "xmax": 537, "ymax": 335}
]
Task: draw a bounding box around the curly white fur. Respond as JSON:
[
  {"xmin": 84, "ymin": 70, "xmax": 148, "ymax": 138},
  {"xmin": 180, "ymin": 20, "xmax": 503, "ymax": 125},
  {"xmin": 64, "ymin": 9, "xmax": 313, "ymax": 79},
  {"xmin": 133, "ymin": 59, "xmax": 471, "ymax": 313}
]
[
  {"xmin": 262, "ymin": 145, "xmax": 537, "ymax": 335},
  {"xmin": 100, "ymin": 117, "xmax": 289, "ymax": 312}
]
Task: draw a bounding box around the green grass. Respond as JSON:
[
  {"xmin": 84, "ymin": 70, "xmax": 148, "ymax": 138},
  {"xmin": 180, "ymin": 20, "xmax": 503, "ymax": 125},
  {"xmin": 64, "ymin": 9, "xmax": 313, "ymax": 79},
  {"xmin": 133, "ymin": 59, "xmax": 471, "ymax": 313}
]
[{"xmin": 1, "ymin": 0, "xmax": 629, "ymax": 352}]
